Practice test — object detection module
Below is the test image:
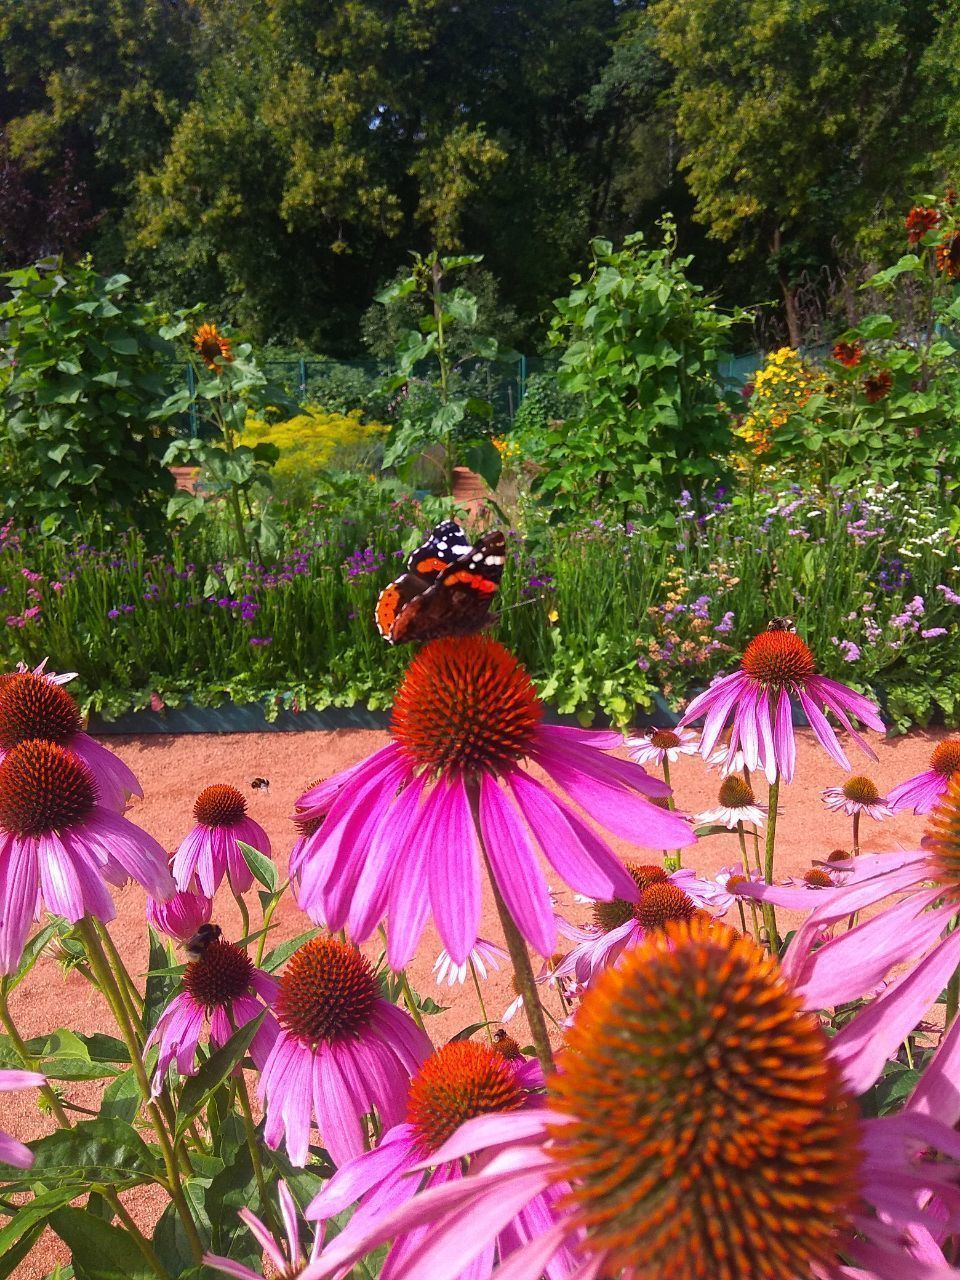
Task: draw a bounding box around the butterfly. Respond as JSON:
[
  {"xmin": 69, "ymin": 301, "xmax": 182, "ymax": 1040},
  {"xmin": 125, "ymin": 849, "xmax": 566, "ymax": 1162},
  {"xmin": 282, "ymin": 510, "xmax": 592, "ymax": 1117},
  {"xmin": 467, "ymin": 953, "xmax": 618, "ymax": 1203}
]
[{"xmin": 375, "ymin": 520, "xmax": 506, "ymax": 644}]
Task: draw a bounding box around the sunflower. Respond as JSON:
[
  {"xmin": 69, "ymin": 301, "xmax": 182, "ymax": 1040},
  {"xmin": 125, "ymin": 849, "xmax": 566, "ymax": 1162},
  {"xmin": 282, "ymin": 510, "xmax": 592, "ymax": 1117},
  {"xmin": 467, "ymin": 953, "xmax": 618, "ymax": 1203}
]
[
  {"xmin": 904, "ymin": 205, "xmax": 940, "ymax": 245},
  {"xmin": 862, "ymin": 369, "xmax": 893, "ymax": 403},
  {"xmin": 936, "ymin": 231, "xmax": 960, "ymax": 279},
  {"xmin": 193, "ymin": 323, "xmax": 234, "ymax": 373}
]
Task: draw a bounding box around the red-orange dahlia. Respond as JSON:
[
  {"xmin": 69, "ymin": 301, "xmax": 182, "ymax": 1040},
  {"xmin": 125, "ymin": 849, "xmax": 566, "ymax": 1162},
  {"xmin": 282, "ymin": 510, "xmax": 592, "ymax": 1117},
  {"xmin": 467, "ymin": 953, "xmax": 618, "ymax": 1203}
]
[{"xmin": 905, "ymin": 205, "xmax": 940, "ymax": 244}]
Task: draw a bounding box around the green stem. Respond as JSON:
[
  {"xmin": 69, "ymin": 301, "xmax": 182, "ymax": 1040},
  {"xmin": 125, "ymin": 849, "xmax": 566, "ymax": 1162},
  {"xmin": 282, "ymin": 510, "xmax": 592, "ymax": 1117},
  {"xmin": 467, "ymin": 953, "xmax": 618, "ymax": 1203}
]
[
  {"xmin": 852, "ymin": 809, "xmax": 861, "ymax": 857},
  {"xmin": 228, "ymin": 484, "xmax": 250, "ymax": 559},
  {"xmin": 761, "ymin": 777, "xmax": 781, "ymax": 957},
  {"xmin": 468, "ymin": 958, "xmax": 494, "ymax": 1044},
  {"xmin": 232, "ymin": 886, "xmax": 251, "ymax": 946},
  {"xmin": 397, "ymin": 968, "xmax": 428, "ymax": 1036},
  {"xmin": 947, "ymin": 923, "xmax": 960, "ymax": 1030},
  {"xmin": 466, "ymin": 781, "xmax": 554, "ymax": 1073},
  {"xmin": 99, "ymin": 1187, "xmax": 172, "ymax": 1280},
  {"xmin": 76, "ymin": 918, "xmax": 205, "ymax": 1265},
  {"xmin": 233, "ymin": 1054, "xmax": 273, "ymax": 1225},
  {"xmin": 255, "ymin": 880, "xmax": 289, "ymax": 967},
  {"xmin": 96, "ymin": 920, "xmax": 144, "ymax": 1026}
]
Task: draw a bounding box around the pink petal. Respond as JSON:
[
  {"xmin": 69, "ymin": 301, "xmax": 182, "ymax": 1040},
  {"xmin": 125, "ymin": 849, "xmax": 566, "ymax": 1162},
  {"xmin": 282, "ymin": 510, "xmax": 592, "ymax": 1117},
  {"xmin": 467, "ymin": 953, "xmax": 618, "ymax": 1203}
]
[
  {"xmin": 306, "ymin": 1125, "xmax": 416, "ymax": 1221},
  {"xmin": 0, "ymin": 1132, "xmax": 33, "ymax": 1169},
  {"xmin": 428, "ymin": 777, "xmax": 481, "ymax": 966},
  {"xmin": 314, "ymin": 1043, "xmax": 366, "ymax": 1167},
  {"xmin": 797, "ymin": 690, "xmax": 851, "ymax": 772},
  {"xmin": 479, "ymin": 773, "xmax": 556, "ymax": 957},
  {"xmin": 532, "ymin": 728, "xmax": 670, "ymax": 797},
  {"xmin": 0, "ymin": 834, "xmax": 39, "ymax": 975},
  {"xmin": 906, "ymin": 1014, "xmax": 960, "ymax": 1126},
  {"xmin": 386, "ymin": 784, "xmax": 442, "ymax": 968},
  {"xmin": 414, "ymin": 1110, "xmax": 552, "ymax": 1169},
  {"xmin": 37, "ymin": 831, "xmax": 102, "ymax": 922},
  {"xmin": 348, "ymin": 775, "xmax": 426, "ymax": 942},
  {"xmin": 773, "ymin": 688, "xmax": 795, "ymax": 782}
]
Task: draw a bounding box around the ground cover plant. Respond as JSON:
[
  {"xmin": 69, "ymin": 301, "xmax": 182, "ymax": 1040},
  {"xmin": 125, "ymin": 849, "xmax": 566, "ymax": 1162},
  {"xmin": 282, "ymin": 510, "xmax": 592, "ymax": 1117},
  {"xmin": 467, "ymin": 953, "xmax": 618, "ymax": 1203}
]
[{"xmin": 5, "ymin": 606, "xmax": 960, "ymax": 1278}]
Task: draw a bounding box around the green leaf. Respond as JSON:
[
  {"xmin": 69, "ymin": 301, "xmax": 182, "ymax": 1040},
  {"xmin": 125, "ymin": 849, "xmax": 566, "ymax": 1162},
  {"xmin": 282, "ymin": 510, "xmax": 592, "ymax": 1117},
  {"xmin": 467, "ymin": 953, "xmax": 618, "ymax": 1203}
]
[
  {"xmin": 261, "ymin": 929, "xmax": 320, "ymax": 973},
  {"xmin": 238, "ymin": 839, "xmax": 278, "ymax": 892},
  {"xmin": 99, "ymin": 1070, "xmax": 141, "ymax": 1123},
  {"xmin": 4, "ymin": 1119, "xmax": 161, "ymax": 1189},
  {"xmin": 0, "ymin": 1187, "xmax": 78, "ymax": 1268},
  {"xmin": 49, "ymin": 1207, "xmax": 154, "ymax": 1280},
  {"xmin": 176, "ymin": 1013, "xmax": 265, "ymax": 1136},
  {"xmin": 6, "ymin": 921, "xmax": 62, "ymax": 992},
  {"xmin": 143, "ymin": 927, "xmax": 176, "ymax": 1033},
  {"xmin": 449, "ymin": 1022, "xmax": 489, "ymax": 1042}
]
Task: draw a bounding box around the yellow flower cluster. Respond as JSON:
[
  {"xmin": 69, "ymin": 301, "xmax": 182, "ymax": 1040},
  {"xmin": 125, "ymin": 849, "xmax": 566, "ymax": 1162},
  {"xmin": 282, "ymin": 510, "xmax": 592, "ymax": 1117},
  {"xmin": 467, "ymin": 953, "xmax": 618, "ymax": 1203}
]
[
  {"xmin": 493, "ymin": 435, "xmax": 521, "ymax": 461},
  {"xmin": 737, "ymin": 347, "xmax": 825, "ymax": 456},
  {"xmin": 243, "ymin": 407, "xmax": 388, "ymax": 481}
]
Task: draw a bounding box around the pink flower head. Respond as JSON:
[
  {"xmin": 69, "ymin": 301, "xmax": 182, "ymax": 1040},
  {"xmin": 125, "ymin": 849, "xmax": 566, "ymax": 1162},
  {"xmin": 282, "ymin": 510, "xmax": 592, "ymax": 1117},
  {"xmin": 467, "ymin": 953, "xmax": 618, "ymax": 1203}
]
[
  {"xmin": 746, "ymin": 773, "xmax": 960, "ymax": 1103},
  {"xmin": 259, "ymin": 937, "xmax": 431, "ymax": 1167},
  {"xmin": 294, "ymin": 636, "xmax": 694, "ymax": 968},
  {"xmin": 433, "ymin": 936, "xmax": 508, "ymax": 987},
  {"xmin": 887, "ymin": 738, "xmax": 960, "ymax": 814},
  {"xmin": 302, "ymin": 1040, "xmax": 576, "ymax": 1280},
  {"xmin": 146, "ymin": 937, "xmax": 278, "ymax": 1097},
  {"xmin": 679, "ymin": 626, "xmax": 884, "ymax": 783},
  {"xmin": 0, "ymin": 740, "xmax": 173, "ymax": 974},
  {"xmin": 695, "ymin": 773, "xmax": 767, "ymax": 830},
  {"xmin": 624, "ymin": 725, "xmax": 699, "ymax": 766},
  {"xmin": 146, "ymin": 881, "xmax": 213, "ymax": 943},
  {"xmin": 205, "ymin": 1180, "xmax": 319, "ymax": 1280},
  {"xmin": 302, "ymin": 918, "xmax": 960, "ymax": 1280},
  {"xmin": 553, "ymin": 862, "xmax": 725, "ymax": 985},
  {"xmin": 0, "ymin": 1069, "xmax": 45, "ymax": 1168},
  {"xmin": 172, "ymin": 784, "xmax": 271, "ymax": 897},
  {"xmin": 822, "ymin": 774, "xmax": 891, "ymax": 821},
  {"xmin": 0, "ymin": 669, "xmax": 141, "ymax": 810}
]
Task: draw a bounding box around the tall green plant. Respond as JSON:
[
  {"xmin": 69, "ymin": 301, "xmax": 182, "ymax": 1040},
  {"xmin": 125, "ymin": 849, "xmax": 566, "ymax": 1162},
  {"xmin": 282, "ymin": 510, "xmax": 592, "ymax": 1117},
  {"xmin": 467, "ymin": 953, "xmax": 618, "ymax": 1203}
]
[
  {"xmin": 0, "ymin": 258, "xmax": 181, "ymax": 535},
  {"xmin": 538, "ymin": 219, "xmax": 746, "ymax": 523}
]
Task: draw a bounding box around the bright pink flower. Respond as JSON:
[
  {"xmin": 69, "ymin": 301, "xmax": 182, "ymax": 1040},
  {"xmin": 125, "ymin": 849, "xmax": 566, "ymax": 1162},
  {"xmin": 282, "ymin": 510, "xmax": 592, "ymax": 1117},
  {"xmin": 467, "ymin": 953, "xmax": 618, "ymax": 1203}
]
[
  {"xmin": 0, "ymin": 740, "xmax": 173, "ymax": 974},
  {"xmin": 294, "ymin": 636, "xmax": 693, "ymax": 967},
  {"xmin": 679, "ymin": 628, "xmax": 884, "ymax": 784},
  {"xmin": 300, "ymin": 919, "xmax": 960, "ymax": 1280},
  {"xmin": 822, "ymin": 774, "xmax": 891, "ymax": 821},
  {"xmin": 302, "ymin": 1041, "xmax": 574, "ymax": 1280},
  {"xmin": 0, "ymin": 1069, "xmax": 44, "ymax": 1168},
  {"xmin": 172, "ymin": 784, "xmax": 271, "ymax": 896},
  {"xmin": 259, "ymin": 937, "xmax": 431, "ymax": 1167},
  {"xmin": 887, "ymin": 739, "xmax": 960, "ymax": 814},
  {"xmin": 146, "ymin": 880, "xmax": 212, "ymax": 943},
  {"xmin": 146, "ymin": 937, "xmax": 277, "ymax": 1097},
  {"xmin": 0, "ymin": 669, "xmax": 141, "ymax": 810},
  {"xmin": 204, "ymin": 1180, "xmax": 319, "ymax": 1280}
]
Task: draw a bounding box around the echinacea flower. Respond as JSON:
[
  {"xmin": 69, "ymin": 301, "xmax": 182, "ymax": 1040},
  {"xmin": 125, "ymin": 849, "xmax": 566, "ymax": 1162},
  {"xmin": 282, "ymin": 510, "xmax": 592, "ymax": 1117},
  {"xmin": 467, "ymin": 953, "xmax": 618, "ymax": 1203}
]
[
  {"xmin": 905, "ymin": 204, "xmax": 940, "ymax": 243},
  {"xmin": 0, "ymin": 1070, "xmax": 44, "ymax": 1168},
  {"xmin": 433, "ymin": 937, "xmax": 508, "ymax": 987},
  {"xmin": 205, "ymin": 1180, "xmax": 319, "ymax": 1280},
  {"xmin": 887, "ymin": 738, "xmax": 960, "ymax": 814},
  {"xmin": 0, "ymin": 740, "xmax": 173, "ymax": 974},
  {"xmin": 822, "ymin": 775, "xmax": 891, "ymax": 821},
  {"xmin": 312, "ymin": 918, "xmax": 960, "ymax": 1280},
  {"xmin": 172, "ymin": 784, "xmax": 271, "ymax": 897},
  {"xmin": 695, "ymin": 774, "xmax": 767, "ymax": 829},
  {"xmin": 301, "ymin": 1041, "xmax": 571, "ymax": 1280},
  {"xmin": 146, "ymin": 937, "xmax": 277, "ymax": 1096},
  {"xmin": 259, "ymin": 937, "xmax": 431, "ymax": 1167},
  {"xmin": 624, "ymin": 726, "xmax": 699, "ymax": 766},
  {"xmin": 831, "ymin": 341, "xmax": 863, "ymax": 368},
  {"xmin": 862, "ymin": 370, "xmax": 893, "ymax": 403},
  {"xmin": 553, "ymin": 862, "xmax": 721, "ymax": 984},
  {"xmin": 752, "ymin": 773, "xmax": 960, "ymax": 1099},
  {"xmin": 146, "ymin": 881, "xmax": 213, "ymax": 943},
  {"xmin": 679, "ymin": 627, "xmax": 884, "ymax": 784},
  {"xmin": 295, "ymin": 636, "xmax": 693, "ymax": 968},
  {"xmin": 0, "ymin": 670, "xmax": 141, "ymax": 811},
  {"xmin": 193, "ymin": 323, "xmax": 234, "ymax": 373}
]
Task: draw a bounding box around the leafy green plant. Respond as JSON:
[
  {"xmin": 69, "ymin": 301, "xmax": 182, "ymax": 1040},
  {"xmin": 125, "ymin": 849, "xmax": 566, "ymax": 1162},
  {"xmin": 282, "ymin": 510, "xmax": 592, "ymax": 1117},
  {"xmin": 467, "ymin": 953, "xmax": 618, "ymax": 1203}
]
[
  {"xmin": 538, "ymin": 218, "xmax": 747, "ymax": 523},
  {"xmin": 376, "ymin": 251, "xmax": 516, "ymax": 496},
  {"xmin": 0, "ymin": 258, "xmax": 182, "ymax": 536}
]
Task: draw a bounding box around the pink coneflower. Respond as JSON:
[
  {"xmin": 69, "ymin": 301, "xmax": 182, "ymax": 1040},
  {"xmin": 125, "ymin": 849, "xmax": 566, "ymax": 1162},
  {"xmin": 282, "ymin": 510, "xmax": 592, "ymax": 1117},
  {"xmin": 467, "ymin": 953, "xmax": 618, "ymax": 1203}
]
[
  {"xmin": 146, "ymin": 937, "xmax": 277, "ymax": 1097},
  {"xmin": 0, "ymin": 1069, "xmax": 44, "ymax": 1168},
  {"xmin": 0, "ymin": 670, "xmax": 140, "ymax": 810},
  {"xmin": 695, "ymin": 774, "xmax": 767, "ymax": 829},
  {"xmin": 295, "ymin": 636, "xmax": 693, "ymax": 967},
  {"xmin": 302, "ymin": 1041, "xmax": 575, "ymax": 1280},
  {"xmin": 302, "ymin": 918, "xmax": 960, "ymax": 1280},
  {"xmin": 433, "ymin": 937, "xmax": 508, "ymax": 986},
  {"xmin": 625, "ymin": 726, "xmax": 699, "ymax": 766},
  {"xmin": 172, "ymin": 784, "xmax": 271, "ymax": 897},
  {"xmin": 822, "ymin": 775, "xmax": 891, "ymax": 821},
  {"xmin": 749, "ymin": 773, "xmax": 960, "ymax": 1097},
  {"xmin": 553, "ymin": 862, "xmax": 725, "ymax": 984},
  {"xmin": 0, "ymin": 740, "xmax": 173, "ymax": 974},
  {"xmin": 146, "ymin": 875, "xmax": 213, "ymax": 943},
  {"xmin": 205, "ymin": 1180, "xmax": 319, "ymax": 1280},
  {"xmin": 887, "ymin": 738, "xmax": 960, "ymax": 814},
  {"xmin": 259, "ymin": 937, "xmax": 431, "ymax": 1167},
  {"xmin": 679, "ymin": 627, "xmax": 884, "ymax": 783}
]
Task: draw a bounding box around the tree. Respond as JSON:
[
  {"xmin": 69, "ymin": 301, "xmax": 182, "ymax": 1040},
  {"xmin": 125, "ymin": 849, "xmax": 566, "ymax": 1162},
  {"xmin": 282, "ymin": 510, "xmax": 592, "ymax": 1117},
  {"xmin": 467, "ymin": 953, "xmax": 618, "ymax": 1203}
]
[{"xmin": 650, "ymin": 0, "xmax": 952, "ymax": 344}]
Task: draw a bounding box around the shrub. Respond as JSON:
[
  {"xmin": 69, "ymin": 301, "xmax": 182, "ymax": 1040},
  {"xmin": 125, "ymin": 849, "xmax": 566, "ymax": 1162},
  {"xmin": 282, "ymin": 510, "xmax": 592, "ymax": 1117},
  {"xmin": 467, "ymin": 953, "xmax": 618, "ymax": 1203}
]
[
  {"xmin": 243, "ymin": 407, "xmax": 388, "ymax": 498},
  {"xmin": 0, "ymin": 257, "xmax": 181, "ymax": 535}
]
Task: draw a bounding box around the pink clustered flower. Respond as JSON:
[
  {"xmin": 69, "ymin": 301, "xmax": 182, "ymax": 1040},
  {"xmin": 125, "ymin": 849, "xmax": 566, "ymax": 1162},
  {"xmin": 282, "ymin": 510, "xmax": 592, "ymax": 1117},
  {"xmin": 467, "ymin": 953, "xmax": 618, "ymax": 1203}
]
[{"xmin": 173, "ymin": 783, "xmax": 272, "ymax": 897}]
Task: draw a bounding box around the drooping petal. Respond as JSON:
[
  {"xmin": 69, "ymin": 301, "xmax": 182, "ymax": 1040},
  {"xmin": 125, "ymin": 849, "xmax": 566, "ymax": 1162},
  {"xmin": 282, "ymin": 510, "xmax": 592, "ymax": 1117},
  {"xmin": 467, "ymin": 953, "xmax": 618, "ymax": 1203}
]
[
  {"xmin": 261, "ymin": 1034, "xmax": 315, "ymax": 1167},
  {"xmin": 347, "ymin": 774, "xmax": 426, "ymax": 942},
  {"xmin": 797, "ymin": 690, "xmax": 851, "ymax": 773},
  {"xmin": 427, "ymin": 776, "xmax": 481, "ymax": 966},
  {"xmin": 532, "ymin": 727, "xmax": 670, "ymax": 797},
  {"xmin": 772, "ymin": 688, "xmax": 796, "ymax": 783},
  {"xmin": 0, "ymin": 834, "xmax": 39, "ymax": 975},
  {"xmin": 479, "ymin": 773, "xmax": 556, "ymax": 958},
  {"xmin": 314, "ymin": 1042, "xmax": 366, "ymax": 1167},
  {"xmin": 71, "ymin": 734, "xmax": 143, "ymax": 810},
  {"xmin": 385, "ymin": 784, "xmax": 443, "ymax": 969},
  {"xmin": 37, "ymin": 831, "xmax": 102, "ymax": 923},
  {"xmin": 905, "ymin": 1015, "xmax": 960, "ymax": 1127},
  {"xmin": 82, "ymin": 809, "xmax": 174, "ymax": 900}
]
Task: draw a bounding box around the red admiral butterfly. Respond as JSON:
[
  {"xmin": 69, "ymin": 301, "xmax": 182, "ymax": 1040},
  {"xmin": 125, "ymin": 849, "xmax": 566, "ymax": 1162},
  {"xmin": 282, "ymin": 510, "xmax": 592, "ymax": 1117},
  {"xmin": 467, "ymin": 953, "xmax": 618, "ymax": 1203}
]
[{"xmin": 375, "ymin": 520, "xmax": 506, "ymax": 644}]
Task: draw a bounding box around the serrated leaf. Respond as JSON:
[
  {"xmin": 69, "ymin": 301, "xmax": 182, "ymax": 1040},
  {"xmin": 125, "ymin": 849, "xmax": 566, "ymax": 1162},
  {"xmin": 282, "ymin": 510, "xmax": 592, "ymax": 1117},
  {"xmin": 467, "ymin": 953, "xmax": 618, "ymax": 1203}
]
[{"xmin": 2, "ymin": 1118, "xmax": 161, "ymax": 1190}]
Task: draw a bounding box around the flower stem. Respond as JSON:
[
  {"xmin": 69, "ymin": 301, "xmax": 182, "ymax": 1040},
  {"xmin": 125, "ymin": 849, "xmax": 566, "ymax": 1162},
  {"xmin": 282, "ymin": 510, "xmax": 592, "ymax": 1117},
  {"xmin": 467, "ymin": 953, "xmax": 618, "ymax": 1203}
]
[
  {"xmin": 662, "ymin": 757, "xmax": 681, "ymax": 868},
  {"xmin": 76, "ymin": 918, "xmax": 206, "ymax": 1265},
  {"xmin": 466, "ymin": 782, "xmax": 554, "ymax": 1073},
  {"xmin": 232, "ymin": 887, "xmax": 251, "ymax": 946},
  {"xmin": 468, "ymin": 958, "xmax": 494, "ymax": 1044},
  {"xmin": 761, "ymin": 777, "xmax": 781, "ymax": 957},
  {"xmin": 255, "ymin": 879, "xmax": 289, "ymax": 967},
  {"xmin": 378, "ymin": 925, "xmax": 429, "ymax": 1034},
  {"xmin": 852, "ymin": 810, "xmax": 861, "ymax": 857}
]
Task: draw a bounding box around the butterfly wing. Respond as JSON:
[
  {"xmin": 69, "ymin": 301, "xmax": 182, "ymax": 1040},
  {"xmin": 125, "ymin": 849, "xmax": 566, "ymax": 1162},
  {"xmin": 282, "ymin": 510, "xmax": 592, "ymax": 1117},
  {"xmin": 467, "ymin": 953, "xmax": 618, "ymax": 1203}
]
[
  {"xmin": 388, "ymin": 530, "xmax": 506, "ymax": 644},
  {"xmin": 405, "ymin": 520, "xmax": 474, "ymax": 582}
]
